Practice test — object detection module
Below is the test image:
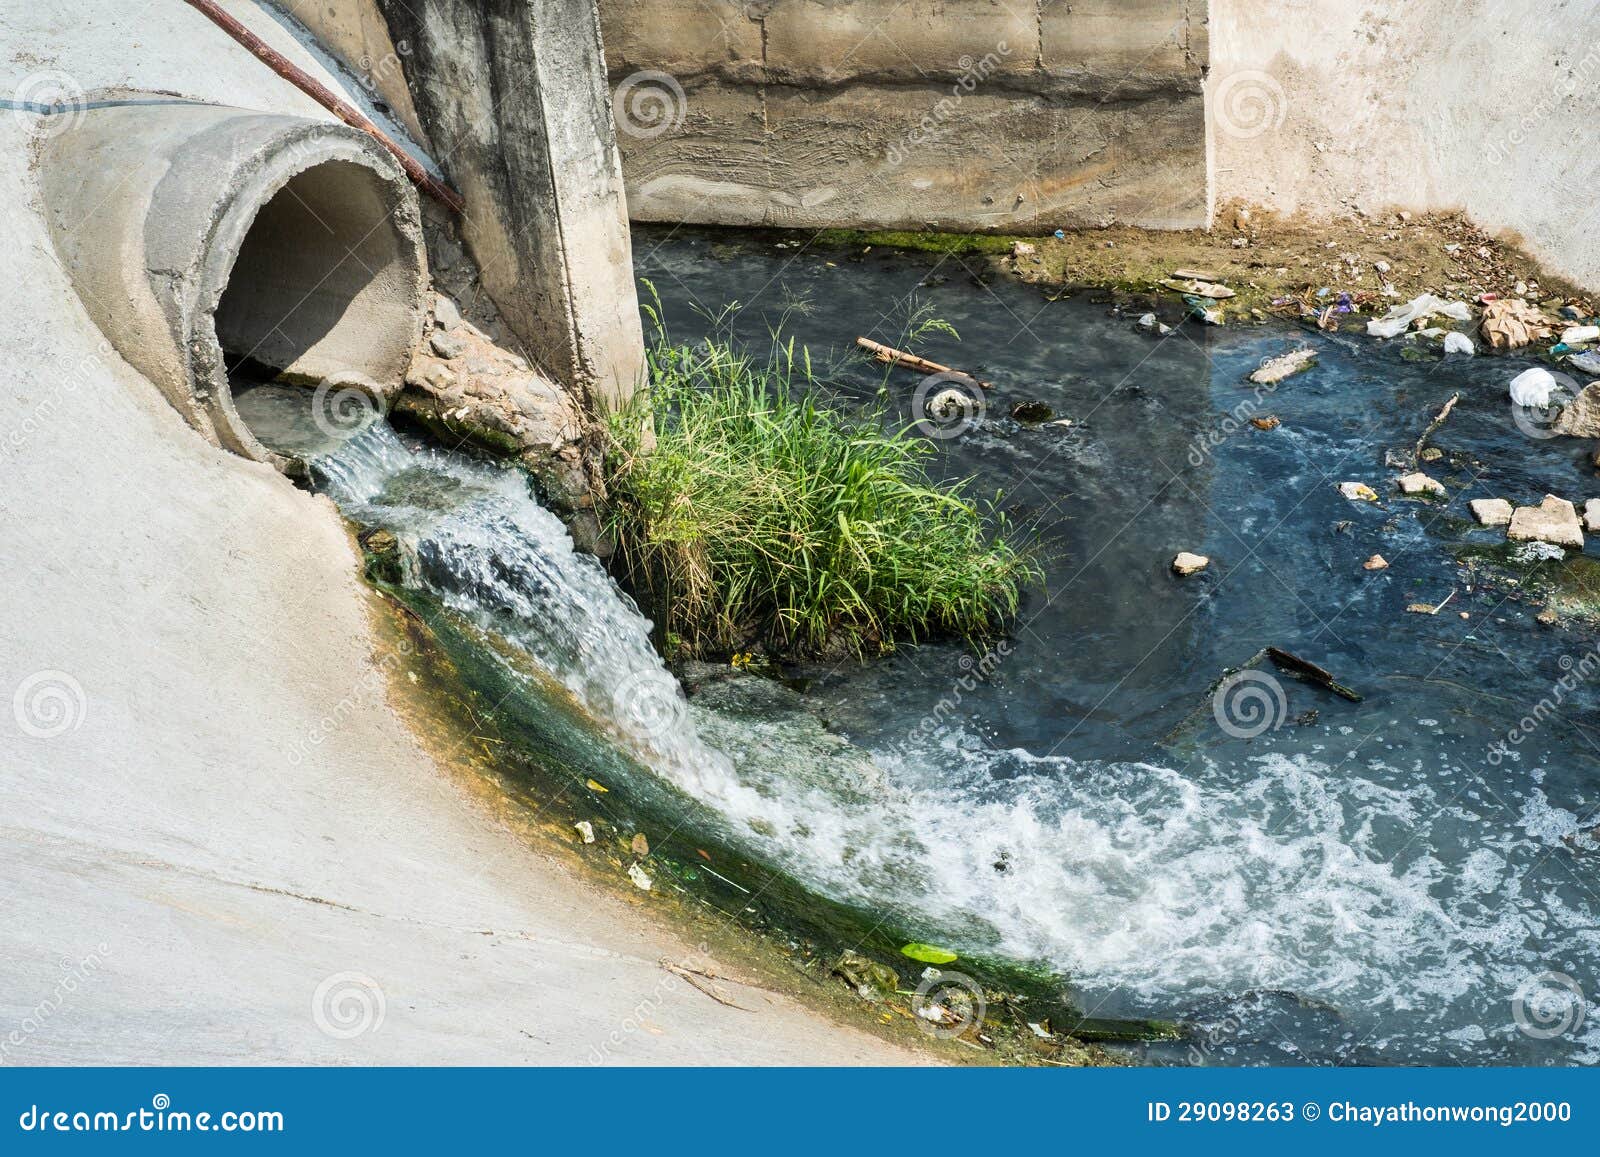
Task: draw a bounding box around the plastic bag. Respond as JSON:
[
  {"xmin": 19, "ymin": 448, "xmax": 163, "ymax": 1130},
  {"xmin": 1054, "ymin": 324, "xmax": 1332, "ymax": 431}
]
[{"xmin": 1367, "ymin": 294, "xmax": 1472, "ymax": 338}]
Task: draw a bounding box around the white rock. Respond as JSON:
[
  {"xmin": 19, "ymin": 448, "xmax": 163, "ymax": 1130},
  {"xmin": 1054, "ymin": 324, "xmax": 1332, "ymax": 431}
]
[
  {"xmin": 1442, "ymin": 331, "xmax": 1475, "ymax": 356},
  {"xmin": 1172, "ymin": 551, "xmax": 1210, "ymax": 576},
  {"xmin": 627, "ymin": 863, "xmax": 653, "ymax": 891},
  {"xmin": 1398, "ymin": 472, "xmax": 1446, "ymax": 497},
  {"xmin": 1470, "ymin": 498, "xmax": 1513, "ymax": 527},
  {"xmin": 431, "ymin": 330, "xmax": 469, "ymax": 360},
  {"xmin": 433, "ymin": 292, "xmax": 463, "ymax": 332},
  {"xmin": 1507, "ymin": 495, "xmax": 1583, "ymax": 549},
  {"xmin": 1585, "ymin": 498, "xmax": 1600, "ymax": 533},
  {"xmin": 1508, "ymin": 366, "xmax": 1558, "ymax": 407},
  {"xmin": 574, "ymin": 821, "xmax": 595, "ymax": 844}
]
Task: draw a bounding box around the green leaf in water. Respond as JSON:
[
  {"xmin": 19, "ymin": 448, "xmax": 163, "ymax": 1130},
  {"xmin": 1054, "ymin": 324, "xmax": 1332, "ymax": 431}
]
[{"xmin": 900, "ymin": 942, "xmax": 958, "ymax": 965}]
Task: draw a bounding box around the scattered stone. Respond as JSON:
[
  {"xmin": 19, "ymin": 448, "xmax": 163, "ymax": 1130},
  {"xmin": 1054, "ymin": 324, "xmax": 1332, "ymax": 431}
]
[
  {"xmin": 433, "ymin": 292, "xmax": 463, "ymax": 332},
  {"xmin": 398, "ymin": 320, "xmax": 599, "ymax": 545},
  {"xmin": 1363, "ymin": 554, "xmax": 1389, "ymax": 570},
  {"xmin": 1419, "ymin": 446, "xmax": 1444, "ymax": 462},
  {"xmin": 627, "ymin": 863, "xmax": 653, "ymax": 891},
  {"xmin": 1470, "ymin": 498, "xmax": 1513, "ymax": 527},
  {"xmin": 1249, "ymin": 347, "xmax": 1317, "ymax": 385},
  {"xmin": 1398, "ymin": 472, "xmax": 1446, "ymax": 497},
  {"xmin": 1537, "ymin": 608, "xmax": 1559, "ymax": 626},
  {"xmin": 1506, "ymin": 495, "xmax": 1584, "ymax": 549},
  {"xmin": 1250, "ymin": 415, "xmax": 1281, "ymax": 430},
  {"xmin": 574, "ymin": 820, "xmax": 595, "ymax": 844},
  {"xmin": 1011, "ymin": 240, "xmax": 1037, "ymax": 260},
  {"xmin": 630, "ymin": 832, "xmax": 650, "ymax": 857},
  {"xmin": 1587, "ymin": 499, "xmax": 1600, "ymax": 533},
  {"xmin": 1553, "ymin": 383, "xmax": 1600, "ymax": 438},
  {"xmin": 1339, "ymin": 481, "xmax": 1379, "ymax": 502},
  {"xmin": 1172, "ymin": 551, "xmax": 1210, "ymax": 576},
  {"xmin": 430, "ymin": 330, "xmax": 469, "ymax": 360}
]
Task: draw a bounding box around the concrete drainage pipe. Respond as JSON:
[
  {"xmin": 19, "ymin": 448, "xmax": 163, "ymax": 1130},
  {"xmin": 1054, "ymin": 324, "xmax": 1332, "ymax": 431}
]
[{"xmin": 39, "ymin": 101, "xmax": 428, "ymax": 465}]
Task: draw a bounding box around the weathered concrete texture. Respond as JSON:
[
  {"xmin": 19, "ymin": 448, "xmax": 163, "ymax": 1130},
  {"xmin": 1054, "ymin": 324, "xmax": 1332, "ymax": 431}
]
[
  {"xmin": 600, "ymin": 0, "xmax": 1211, "ymax": 232},
  {"xmin": 38, "ymin": 102, "xmax": 427, "ymax": 467},
  {"xmin": 1209, "ymin": 0, "xmax": 1600, "ymax": 291},
  {"xmin": 376, "ymin": 0, "xmax": 647, "ymax": 410},
  {"xmin": 0, "ymin": 0, "xmax": 910, "ymax": 1066},
  {"xmin": 267, "ymin": 0, "xmax": 431, "ymax": 146}
]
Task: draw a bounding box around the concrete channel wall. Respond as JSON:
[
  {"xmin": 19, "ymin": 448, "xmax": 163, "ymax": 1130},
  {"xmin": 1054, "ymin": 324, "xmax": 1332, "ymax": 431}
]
[
  {"xmin": 598, "ymin": 0, "xmax": 1212, "ymax": 233},
  {"xmin": 1208, "ymin": 0, "xmax": 1600, "ymax": 292}
]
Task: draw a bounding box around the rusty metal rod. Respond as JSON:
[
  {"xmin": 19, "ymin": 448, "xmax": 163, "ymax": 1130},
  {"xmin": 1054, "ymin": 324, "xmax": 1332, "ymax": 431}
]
[{"xmin": 181, "ymin": 0, "xmax": 464, "ymax": 214}]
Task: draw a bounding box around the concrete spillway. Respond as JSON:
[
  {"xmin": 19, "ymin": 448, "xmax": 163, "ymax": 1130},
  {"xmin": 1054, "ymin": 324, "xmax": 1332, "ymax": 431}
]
[{"xmin": 37, "ymin": 101, "xmax": 427, "ymax": 466}]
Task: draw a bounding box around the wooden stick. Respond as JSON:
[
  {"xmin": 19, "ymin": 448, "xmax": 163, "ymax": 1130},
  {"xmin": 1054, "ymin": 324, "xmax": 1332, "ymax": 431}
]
[
  {"xmin": 182, "ymin": 0, "xmax": 466, "ymax": 214},
  {"xmin": 855, "ymin": 337, "xmax": 992, "ymax": 389},
  {"xmin": 1414, "ymin": 392, "xmax": 1459, "ymax": 464}
]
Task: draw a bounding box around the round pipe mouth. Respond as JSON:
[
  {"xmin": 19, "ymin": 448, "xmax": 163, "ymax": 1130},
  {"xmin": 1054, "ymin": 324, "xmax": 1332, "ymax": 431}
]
[{"xmin": 39, "ymin": 102, "xmax": 428, "ymax": 466}]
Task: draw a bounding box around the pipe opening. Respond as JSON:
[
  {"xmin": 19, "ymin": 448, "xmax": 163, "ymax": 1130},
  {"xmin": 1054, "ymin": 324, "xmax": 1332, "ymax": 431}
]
[{"xmin": 216, "ymin": 159, "xmax": 418, "ymax": 390}]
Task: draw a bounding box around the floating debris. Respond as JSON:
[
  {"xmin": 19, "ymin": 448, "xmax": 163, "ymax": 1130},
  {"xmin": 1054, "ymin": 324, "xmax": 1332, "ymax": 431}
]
[
  {"xmin": 1364, "ymin": 554, "xmax": 1389, "ymax": 570},
  {"xmin": 1339, "ymin": 481, "xmax": 1379, "ymax": 502},
  {"xmin": 1266, "ymin": 646, "xmax": 1363, "ymax": 703},
  {"xmin": 1172, "ymin": 551, "xmax": 1210, "ymax": 576},
  {"xmin": 901, "ymin": 942, "xmax": 959, "ymax": 965},
  {"xmin": 1249, "ymin": 346, "xmax": 1317, "ymax": 385},
  {"xmin": 1250, "ymin": 415, "xmax": 1281, "ymax": 430}
]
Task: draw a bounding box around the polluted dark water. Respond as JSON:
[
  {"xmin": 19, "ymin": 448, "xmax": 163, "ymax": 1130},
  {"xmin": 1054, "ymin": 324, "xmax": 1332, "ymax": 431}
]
[{"xmin": 634, "ymin": 228, "xmax": 1600, "ymax": 1065}]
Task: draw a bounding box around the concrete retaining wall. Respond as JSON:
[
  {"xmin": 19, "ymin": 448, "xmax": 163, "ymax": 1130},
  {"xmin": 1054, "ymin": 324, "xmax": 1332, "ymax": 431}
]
[
  {"xmin": 1208, "ymin": 0, "xmax": 1600, "ymax": 291},
  {"xmin": 599, "ymin": 0, "xmax": 1211, "ymax": 232}
]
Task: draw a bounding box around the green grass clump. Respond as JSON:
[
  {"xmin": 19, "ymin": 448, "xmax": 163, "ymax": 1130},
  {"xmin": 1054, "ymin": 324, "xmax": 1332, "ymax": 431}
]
[{"xmin": 602, "ymin": 303, "xmax": 1037, "ymax": 659}]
